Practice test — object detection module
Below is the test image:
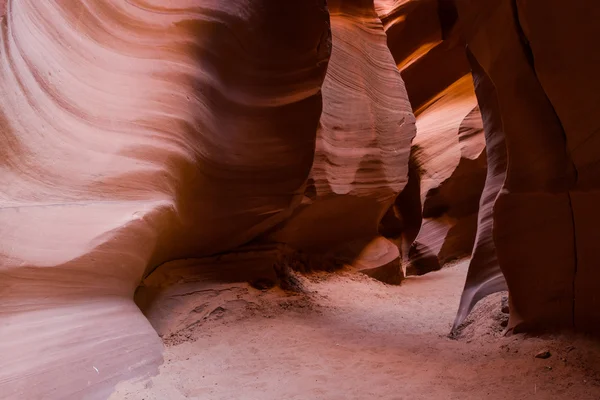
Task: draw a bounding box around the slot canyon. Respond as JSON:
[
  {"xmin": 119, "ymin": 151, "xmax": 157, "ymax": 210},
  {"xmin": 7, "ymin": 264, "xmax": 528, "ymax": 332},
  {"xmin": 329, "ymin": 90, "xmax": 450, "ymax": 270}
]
[{"xmin": 1, "ymin": 0, "xmax": 600, "ymax": 399}]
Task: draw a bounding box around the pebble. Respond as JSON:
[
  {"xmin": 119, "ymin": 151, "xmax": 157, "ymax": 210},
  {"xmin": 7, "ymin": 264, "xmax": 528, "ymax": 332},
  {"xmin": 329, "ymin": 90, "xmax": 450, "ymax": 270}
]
[{"xmin": 535, "ymin": 350, "xmax": 552, "ymax": 359}]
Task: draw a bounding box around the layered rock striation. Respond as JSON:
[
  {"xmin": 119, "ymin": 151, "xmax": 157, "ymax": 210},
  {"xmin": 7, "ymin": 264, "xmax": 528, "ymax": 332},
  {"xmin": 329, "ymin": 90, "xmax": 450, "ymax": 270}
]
[
  {"xmin": 267, "ymin": 0, "xmax": 416, "ymax": 284},
  {"xmin": 0, "ymin": 0, "xmax": 416, "ymax": 398},
  {"xmin": 455, "ymin": 0, "xmax": 600, "ymax": 333},
  {"xmin": 0, "ymin": 1, "xmax": 331, "ymax": 398},
  {"xmin": 375, "ymin": 0, "xmax": 494, "ymax": 286}
]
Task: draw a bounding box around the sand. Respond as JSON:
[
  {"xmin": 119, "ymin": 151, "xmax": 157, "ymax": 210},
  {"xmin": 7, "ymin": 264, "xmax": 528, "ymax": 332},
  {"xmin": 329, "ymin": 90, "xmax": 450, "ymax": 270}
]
[{"xmin": 111, "ymin": 260, "xmax": 600, "ymax": 399}]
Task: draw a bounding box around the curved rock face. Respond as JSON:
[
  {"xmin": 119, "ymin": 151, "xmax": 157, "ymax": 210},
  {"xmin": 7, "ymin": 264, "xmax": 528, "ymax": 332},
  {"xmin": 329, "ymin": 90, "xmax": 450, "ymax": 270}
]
[
  {"xmin": 516, "ymin": 0, "xmax": 600, "ymax": 334},
  {"xmin": 455, "ymin": 0, "xmax": 600, "ymax": 333},
  {"xmin": 378, "ymin": 0, "xmax": 600, "ymax": 334},
  {"xmin": 1, "ymin": 0, "xmax": 419, "ymax": 397},
  {"xmin": 375, "ymin": 0, "xmax": 511, "ymax": 325},
  {"xmin": 375, "ymin": 0, "xmax": 491, "ymax": 278},
  {"xmin": 0, "ymin": 1, "xmax": 330, "ymax": 398},
  {"xmin": 453, "ymin": 48, "xmax": 508, "ymax": 329},
  {"xmin": 407, "ymin": 77, "xmax": 486, "ymax": 275},
  {"xmin": 4, "ymin": 0, "xmax": 598, "ymax": 397},
  {"xmin": 267, "ymin": 0, "xmax": 416, "ymax": 283}
]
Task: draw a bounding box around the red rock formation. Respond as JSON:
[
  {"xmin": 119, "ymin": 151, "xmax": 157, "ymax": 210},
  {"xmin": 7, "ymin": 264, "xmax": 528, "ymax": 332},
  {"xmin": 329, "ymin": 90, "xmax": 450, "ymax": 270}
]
[
  {"xmin": 267, "ymin": 0, "xmax": 416, "ymax": 283},
  {"xmin": 407, "ymin": 77, "xmax": 487, "ymax": 275},
  {"xmin": 0, "ymin": 0, "xmax": 417, "ymax": 397},
  {"xmin": 453, "ymin": 48, "xmax": 508, "ymax": 329},
  {"xmin": 375, "ymin": 0, "xmax": 513, "ymax": 326},
  {"xmin": 0, "ymin": 1, "xmax": 330, "ymax": 397},
  {"xmin": 455, "ymin": 0, "xmax": 600, "ymax": 333},
  {"xmin": 455, "ymin": 0, "xmax": 577, "ymax": 332},
  {"xmin": 516, "ymin": 0, "xmax": 600, "ymax": 334},
  {"xmin": 375, "ymin": 1, "xmax": 491, "ymax": 278},
  {"xmin": 379, "ymin": 0, "xmax": 600, "ymax": 334},
  {"xmin": 3, "ymin": 1, "xmax": 599, "ymax": 398}
]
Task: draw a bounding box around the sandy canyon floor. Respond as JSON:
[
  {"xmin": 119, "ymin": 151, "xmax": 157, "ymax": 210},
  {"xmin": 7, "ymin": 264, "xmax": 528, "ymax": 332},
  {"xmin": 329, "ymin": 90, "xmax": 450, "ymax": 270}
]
[{"xmin": 111, "ymin": 260, "xmax": 600, "ymax": 399}]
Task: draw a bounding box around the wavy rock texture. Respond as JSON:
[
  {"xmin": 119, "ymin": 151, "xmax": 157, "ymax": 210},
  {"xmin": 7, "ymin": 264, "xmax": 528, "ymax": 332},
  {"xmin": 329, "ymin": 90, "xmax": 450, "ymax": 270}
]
[
  {"xmin": 267, "ymin": 0, "xmax": 416, "ymax": 284},
  {"xmin": 407, "ymin": 77, "xmax": 486, "ymax": 275},
  {"xmin": 453, "ymin": 48, "xmax": 508, "ymax": 329},
  {"xmin": 0, "ymin": 1, "xmax": 330, "ymax": 398},
  {"xmin": 375, "ymin": 0, "xmax": 510, "ymax": 325},
  {"xmin": 375, "ymin": 1, "xmax": 485, "ymax": 273},
  {"xmin": 455, "ymin": 0, "xmax": 600, "ymax": 333},
  {"xmin": 379, "ymin": 0, "xmax": 600, "ymax": 333},
  {"xmin": 376, "ymin": 0, "xmax": 469, "ymax": 111},
  {"xmin": 0, "ymin": 0, "xmax": 420, "ymax": 397}
]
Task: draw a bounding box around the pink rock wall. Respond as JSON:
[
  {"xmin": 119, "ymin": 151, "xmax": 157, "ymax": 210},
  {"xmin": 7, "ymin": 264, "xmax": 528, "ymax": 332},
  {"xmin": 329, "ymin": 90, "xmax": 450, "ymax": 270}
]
[
  {"xmin": 0, "ymin": 1, "xmax": 331, "ymax": 397},
  {"xmin": 0, "ymin": 0, "xmax": 416, "ymax": 397},
  {"xmin": 455, "ymin": 0, "xmax": 600, "ymax": 333},
  {"xmin": 375, "ymin": 0, "xmax": 494, "ymax": 283},
  {"xmin": 267, "ymin": 0, "xmax": 416, "ymax": 283}
]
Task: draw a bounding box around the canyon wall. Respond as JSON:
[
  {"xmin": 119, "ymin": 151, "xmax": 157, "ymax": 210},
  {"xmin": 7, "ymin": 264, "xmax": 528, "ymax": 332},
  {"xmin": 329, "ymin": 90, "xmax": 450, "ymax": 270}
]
[
  {"xmin": 2, "ymin": 0, "xmax": 600, "ymax": 397},
  {"xmin": 376, "ymin": 0, "xmax": 600, "ymax": 333},
  {"xmin": 0, "ymin": 0, "xmax": 415, "ymax": 398},
  {"xmin": 375, "ymin": 1, "xmax": 487, "ymax": 278},
  {"xmin": 0, "ymin": 1, "xmax": 331, "ymax": 398},
  {"xmin": 266, "ymin": 0, "xmax": 415, "ymax": 283},
  {"xmin": 455, "ymin": 0, "xmax": 600, "ymax": 333}
]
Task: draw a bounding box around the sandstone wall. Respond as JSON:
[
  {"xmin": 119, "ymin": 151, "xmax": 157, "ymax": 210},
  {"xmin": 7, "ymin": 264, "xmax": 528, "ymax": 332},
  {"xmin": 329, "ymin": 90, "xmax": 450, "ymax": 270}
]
[
  {"xmin": 0, "ymin": 1, "xmax": 331, "ymax": 397},
  {"xmin": 0, "ymin": 1, "xmax": 416, "ymax": 397},
  {"xmin": 455, "ymin": 0, "xmax": 600, "ymax": 333},
  {"xmin": 267, "ymin": 0, "xmax": 416, "ymax": 283},
  {"xmin": 375, "ymin": 0, "xmax": 493, "ymax": 284}
]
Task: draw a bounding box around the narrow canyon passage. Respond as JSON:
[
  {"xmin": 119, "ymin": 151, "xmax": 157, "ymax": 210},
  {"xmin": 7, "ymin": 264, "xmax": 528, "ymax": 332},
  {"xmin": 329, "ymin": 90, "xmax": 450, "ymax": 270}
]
[
  {"xmin": 2, "ymin": 0, "xmax": 600, "ymax": 398},
  {"xmin": 112, "ymin": 261, "xmax": 600, "ymax": 400}
]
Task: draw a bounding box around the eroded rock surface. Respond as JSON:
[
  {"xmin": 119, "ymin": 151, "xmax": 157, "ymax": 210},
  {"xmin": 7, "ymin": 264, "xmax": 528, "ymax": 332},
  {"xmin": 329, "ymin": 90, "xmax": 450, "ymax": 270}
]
[
  {"xmin": 0, "ymin": 0, "xmax": 416, "ymax": 398},
  {"xmin": 0, "ymin": 1, "xmax": 330, "ymax": 398},
  {"xmin": 3, "ymin": 1, "xmax": 600, "ymax": 398},
  {"xmin": 455, "ymin": 0, "xmax": 600, "ymax": 333},
  {"xmin": 376, "ymin": 0, "xmax": 490, "ymax": 279},
  {"xmin": 407, "ymin": 77, "xmax": 486, "ymax": 275},
  {"xmin": 267, "ymin": 0, "xmax": 416, "ymax": 284},
  {"xmin": 374, "ymin": 0, "xmax": 514, "ymax": 328},
  {"xmin": 453, "ymin": 48, "xmax": 508, "ymax": 329}
]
